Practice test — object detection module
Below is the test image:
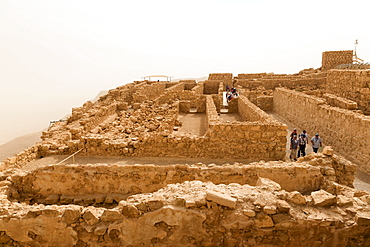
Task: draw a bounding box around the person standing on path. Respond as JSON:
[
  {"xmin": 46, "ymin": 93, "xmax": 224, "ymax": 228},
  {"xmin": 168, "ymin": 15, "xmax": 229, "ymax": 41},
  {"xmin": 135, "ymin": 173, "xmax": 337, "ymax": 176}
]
[
  {"xmin": 298, "ymin": 133, "xmax": 307, "ymax": 158},
  {"xmin": 290, "ymin": 135, "xmax": 299, "ymax": 161},
  {"xmin": 302, "ymin": 130, "xmax": 308, "ymax": 143},
  {"xmin": 290, "ymin": 128, "xmax": 298, "ymax": 139},
  {"xmin": 311, "ymin": 134, "xmax": 322, "ymax": 153}
]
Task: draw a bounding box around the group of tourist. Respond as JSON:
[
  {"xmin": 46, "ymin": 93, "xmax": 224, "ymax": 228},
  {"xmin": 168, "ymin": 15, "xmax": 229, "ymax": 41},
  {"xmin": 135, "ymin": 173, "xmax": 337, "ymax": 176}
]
[
  {"xmin": 289, "ymin": 128, "xmax": 322, "ymax": 161},
  {"xmin": 225, "ymin": 85, "xmax": 238, "ymax": 102}
]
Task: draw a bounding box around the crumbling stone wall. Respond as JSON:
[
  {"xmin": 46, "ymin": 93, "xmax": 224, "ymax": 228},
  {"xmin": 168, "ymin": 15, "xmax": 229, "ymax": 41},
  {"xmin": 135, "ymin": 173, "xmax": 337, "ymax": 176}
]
[
  {"xmin": 10, "ymin": 162, "xmax": 323, "ymax": 202},
  {"xmin": 0, "ymin": 152, "xmax": 366, "ymax": 247},
  {"xmin": 235, "ymin": 73, "xmax": 326, "ymax": 91},
  {"xmin": 322, "ymin": 50, "xmax": 353, "ymax": 70},
  {"xmin": 132, "ymin": 82, "xmax": 167, "ymax": 103},
  {"xmin": 326, "ymin": 70, "xmax": 370, "ymax": 114},
  {"xmin": 8, "ymin": 152, "xmax": 355, "ymax": 204},
  {"xmin": 273, "ymin": 88, "xmax": 370, "ymax": 173}
]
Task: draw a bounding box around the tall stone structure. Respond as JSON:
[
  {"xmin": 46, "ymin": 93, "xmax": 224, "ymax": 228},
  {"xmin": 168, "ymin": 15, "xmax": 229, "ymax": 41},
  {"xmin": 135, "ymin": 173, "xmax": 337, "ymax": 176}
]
[{"xmin": 322, "ymin": 50, "xmax": 353, "ymax": 70}]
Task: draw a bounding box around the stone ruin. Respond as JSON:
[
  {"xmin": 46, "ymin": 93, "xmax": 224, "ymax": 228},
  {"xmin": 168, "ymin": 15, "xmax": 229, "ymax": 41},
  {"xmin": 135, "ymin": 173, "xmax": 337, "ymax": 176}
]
[{"xmin": 0, "ymin": 50, "xmax": 369, "ymax": 246}]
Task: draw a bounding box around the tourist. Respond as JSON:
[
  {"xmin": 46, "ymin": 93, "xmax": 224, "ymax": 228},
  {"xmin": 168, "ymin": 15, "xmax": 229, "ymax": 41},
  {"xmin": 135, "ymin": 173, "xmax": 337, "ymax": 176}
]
[
  {"xmin": 290, "ymin": 135, "xmax": 299, "ymax": 161},
  {"xmin": 227, "ymin": 92, "xmax": 233, "ymax": 102},
  {"xmin": 226, "ymin": 85, "xmax": 230, "ymax": 92},
  {"xmin": 302, "ymin": 130, "xmax": 309, "ymax": 143},
  {"xmin": 311, "ymin": 134, "xmax": 322, "ymax": 153},
  {"xmin": 290, "ymin": 128, "xmax": 298, "ymax": 139},
  {"xmin": 297, "ymin": 133, "xmax": 306, "ymax": 158}
]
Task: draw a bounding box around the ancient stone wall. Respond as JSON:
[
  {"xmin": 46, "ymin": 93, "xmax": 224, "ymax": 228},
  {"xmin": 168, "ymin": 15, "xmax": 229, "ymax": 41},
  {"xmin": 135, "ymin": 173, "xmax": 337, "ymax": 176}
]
[
  {"xmin": 322, "ymin": 50, "xmax": 353, "ymax": 70},
  {"xmin": 235, "ymin": 75, "xmax": 326, "ymax": 91},
  {"xmin": 208, "ymin": 73, "xmax": 233, "ymax": 86},
  {"xmin": 183, "ymin": 81, "xmax": 197, "ymax": 90},
  {"xmin": 237, "ymin": 95, "xmax": 270, "ymax": 122},
  {"xmin": 191, "ymin": 82, "xmax": 204, "ymax": 96},
  {"xmin": 154, "ymin": 88, "xmax": 200, "ymax": 105},
  {"xmin": 323, "ymin": 93, "xmax": 358, "ymax": 110},
  {"xmin": 132, "ymin": 82, "xmax": 167, "ymax": 103},
  {"xmin": 326, "ymin": 70, "xmax": 370, "ymax": 114},
  {"xmin": 203, "ymin": 80, "xmax": 221, "ymax": 94},
  {"xmin": 0, "ymin": 152, "xmax": 365, "ymax": 247},
  {"xmin": 10, "ymin": 162, "xmax": 322, "ymax": 202},
  {"xmin": 273, "ymin": 88, "xmax": 370, "ymax": 173},
  {"xmin": 257, "ymin": 95, "xmax": 273, "ymax": 111}
]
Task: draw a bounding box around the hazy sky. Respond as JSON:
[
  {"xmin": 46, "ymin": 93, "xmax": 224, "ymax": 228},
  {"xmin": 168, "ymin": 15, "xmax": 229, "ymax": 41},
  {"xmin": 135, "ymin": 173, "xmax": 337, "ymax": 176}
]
[{"xmin": 1, "ymin": 0, "xmax": 369, "ymax": 145}]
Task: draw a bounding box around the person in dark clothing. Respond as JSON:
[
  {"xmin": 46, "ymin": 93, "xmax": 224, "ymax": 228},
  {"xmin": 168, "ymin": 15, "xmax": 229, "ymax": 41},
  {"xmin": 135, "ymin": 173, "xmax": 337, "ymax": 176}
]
[{"xmin": 298, "ymin": 133, "xmax": 307, "ymax": 158}]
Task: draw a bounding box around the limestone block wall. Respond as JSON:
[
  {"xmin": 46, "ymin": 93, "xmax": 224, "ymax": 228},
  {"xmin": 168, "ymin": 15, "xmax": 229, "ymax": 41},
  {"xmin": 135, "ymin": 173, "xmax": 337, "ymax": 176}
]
[
  {"xmin": 257, "ymin": 95, "xmax": 273, "ymax": 111},
  {"xmin": 227, "ymin": 97, "xmax": 238, "ymax": 113},
  {"xmin": 154, "ymin": 90, "xmax": 202, "ymax": 106},
  {"xmin": 203, "ymin": 80, "xmax": 221, "ymax": 94},
  {"xmin": 323, "ymin": 93, "xmax": 358, "ymax": 110},
  {"xmin": 0, "ymin": 144, "xmax": 41, "ymax": 172},
  {"xmin": 10, "ymin": 162, "xmax": 324, "ymax": 202},
  {"xmin": 236, "ymin": 73, "xmax": 269, "ymax": 79},
  {"xmin": 191, "ymin": 83, "xmax": 204, "ymax": 95},
  {"xmin": 236, "ymin": 75, "xmax": 326, "ymax": 91},
  {"xmin": 183, "ymin": 81, "xmax": 197, "ymax": 90},
  {"xmin": 78, "ymin": 95, "xmax": 286, "ymax": 160},
  {"xmin": 204, "ymin": 95, "xmax": 287, "ymax": 160},
  {"xmin": 273, "ymin": 88, "xmax": 370, "ymax": 173},
  {"xmin": 322, "ymin": 50, "xmax": 353, "ymax": 70},
  {"xmin": 132, "ymin": 82, "xmax": 167, "ymax": 103},
  {"xmin": 208, "ymin": 73, "xmax": 232, "ymax": 86},
  {"xmin": 1, "ymin": 165, "xmax": 368, "ymax": 246},
  {"xmin": 237, "ymin": 95, "xmax": 273, "ymax": 122},
  {"xmin": 326, "ymin": 70, "xmax": 370, "ymax": 114}
]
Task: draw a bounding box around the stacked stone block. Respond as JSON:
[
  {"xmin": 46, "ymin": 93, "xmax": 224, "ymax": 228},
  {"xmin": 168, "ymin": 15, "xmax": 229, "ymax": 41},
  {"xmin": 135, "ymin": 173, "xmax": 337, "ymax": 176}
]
[
  {"xmin": 323, "ymin": 93, "xmax": 358, "ymax": 110},
  {"xmin": 322, "ymin": 50, "xmax": 353, "ymax": 70},
  {"xmin": 208, "ymin": 73, "xmax": 233, "ymax": 86},
  {"xmin": 326, "ymin": 70, "xmax": 370, "ymax": 114}
]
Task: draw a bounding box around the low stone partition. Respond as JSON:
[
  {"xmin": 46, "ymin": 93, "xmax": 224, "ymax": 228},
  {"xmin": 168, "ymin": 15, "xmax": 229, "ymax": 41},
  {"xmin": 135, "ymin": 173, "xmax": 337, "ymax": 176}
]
[
  {"xmin": 191, "ymin": 83, "xmax": 204, "ymax": 95},
  {"xmin": 208, "ymin": 73, "xmax": 232, "ymax": 86},
  {"xmin": 0, "ymin": 153, "xmax": 364, "ymax": 246},
  {"xmin": 0, "ymin": 144, "xmax": 41, "ymax": 172},
  {"xmin": 323, "ymin": 93, "xmax": 358, "ymax": 110},
  {"xmin": 237, "ymin": 95, "xmax": 272, "ymax": 122},
  {"xmin": 274, "ymin": 88, "xmax": 370, "ymax": 173},
  {"xmin": 9, "ymin": 162, "xmax": 322, "ymax": 203},
  {"xmin": 257, "ymin": 95, "xmax": 273, "ymax": 111},
  {"xmin": 236, "ymin": 76, "xmax": 326, "ymax": 91},
  {"xmin": 10, "ymin": 151, "xmax": 355, "ymax": 204},
  {"xmin": 132, "ymin": 81, "xmax": 167, "ymax": 103},
  {"xmin": 203, "ymin": 80, "xmax": 220, "ymax": 94}
]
